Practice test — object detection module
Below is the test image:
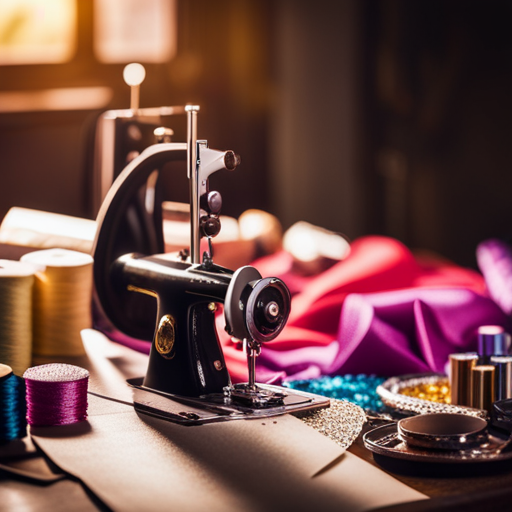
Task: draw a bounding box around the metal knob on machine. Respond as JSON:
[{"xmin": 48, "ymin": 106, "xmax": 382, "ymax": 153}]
[
  {"xmin": 200, "ymin": 215, "xmax": 221, "ymax": 238},
  {"xmin": 245, "ymin": 278, "xmax": 290, "ymax": 343},
  {"xmin": 202, "ymin": 190, "xmax": 222, "ymax": 214},
  {"xmin": 224, "ymin": 151, "xmax": 241, "ymax": 171}
]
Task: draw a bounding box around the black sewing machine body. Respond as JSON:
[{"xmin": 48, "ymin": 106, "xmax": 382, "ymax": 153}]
[
  {"xmin": 113, "ymin": 253, "xmax": 233, "ymax": 397},
  {"xmin": 92, "ymin": 106, "xmax": 329, "ymax": 424}
]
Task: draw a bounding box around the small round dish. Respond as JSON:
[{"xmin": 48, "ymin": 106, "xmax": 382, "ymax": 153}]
[
  {"xmin": 364, "ymin": 423, "xmax": 512, "ymax": 464},
  {"xmin": 397, "ymin": 413, "xmax": 488, "ymax": 450}
]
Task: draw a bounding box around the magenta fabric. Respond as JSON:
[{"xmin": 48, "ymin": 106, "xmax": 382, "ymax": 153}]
[{"xmin": 333, "ymin": 287, "xmax": 510, "ymax": 375}]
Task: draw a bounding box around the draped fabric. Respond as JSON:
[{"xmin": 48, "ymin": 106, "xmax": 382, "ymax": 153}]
[
  {"xmin": 218, "ymin": 236, "xmax": 510, "ymax": 382},
  {"xmin": 100, "ymin": 235, "xmax": 511, "ymax": 384},
  {"xmin": 476, "ymin": 238, "xmax": 512, "ymax": 315}
]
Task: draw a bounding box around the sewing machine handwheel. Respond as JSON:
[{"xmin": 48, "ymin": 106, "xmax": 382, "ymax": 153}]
[
  {"xmin": 225, "ymin": 266, "xmax": 290, "ymax": 343},
  {"xmin": 246, "ymin": 277, "xmax": 290, "ymax": 343},
  {"xmin": 225, "ymin": 266, "xmax": 262, "ymax": 341}
]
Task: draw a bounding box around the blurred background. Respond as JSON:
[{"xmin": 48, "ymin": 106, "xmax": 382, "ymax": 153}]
[{"xmin": 1, "ymin": 0, "xmax": 512, "ymax": 268}]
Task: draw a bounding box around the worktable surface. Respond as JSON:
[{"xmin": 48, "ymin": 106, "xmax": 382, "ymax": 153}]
[
  {"xmin": 4, "ymin": 430, "xmax": 512, "ymax": 512},
  {"xmin": 2, "ymin": 331, "xmax": 512, "ymax": 511}
]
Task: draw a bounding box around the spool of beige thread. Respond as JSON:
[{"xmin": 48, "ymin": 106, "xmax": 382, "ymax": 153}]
[
  {"xmin": 0, "ymin": 260, "xmax": 36, "ymax": 374},
  {"xmin": 21, "ymin": 249, "xmax": 94, "ymax": 357}
]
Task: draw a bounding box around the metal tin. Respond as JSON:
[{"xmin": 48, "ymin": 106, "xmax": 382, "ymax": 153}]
[
  {"xmin": 397, "ymin": 413, "xmax": 488, "ymax": 451},
  {"xmin": 472, "ymin": 365, "xmax": 496, "ymax": 413},
  {"xmin": 450, "ymin": 353, "xmax": 478, "ymax": 406}
]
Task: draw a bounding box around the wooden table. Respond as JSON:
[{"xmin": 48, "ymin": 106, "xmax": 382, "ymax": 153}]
[
  {"xmin": 3, "ymin": 413, "xmax": 512, "ymax": 511},
  {"xmin": 2, "ymin": 326, "xmax": 512, "ymax": 511}
]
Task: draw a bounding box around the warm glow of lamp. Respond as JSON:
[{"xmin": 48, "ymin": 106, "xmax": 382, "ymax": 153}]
[
  {"xmin": 123, "ymin": 63, "xmax": 146, "ymax": 111},
  {"xmin": 123, "ymin": 63, "xmax": 146, "ymax": 87}
]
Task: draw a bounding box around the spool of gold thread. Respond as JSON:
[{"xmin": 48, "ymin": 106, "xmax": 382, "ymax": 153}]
[
  {"xmin": 0, "ymin": 260, "xmax": 36, "ymax": 374},
  {"xmin": 449, "ymin": 353, "xmax": 478, "ymax": 406},
  {"xmin": 21, "ymin": 249, "xmax": 94, "ymax": 357},
  {"xmin": 471, "ymin": 365, "xmax": 495, "ymax": 413}
]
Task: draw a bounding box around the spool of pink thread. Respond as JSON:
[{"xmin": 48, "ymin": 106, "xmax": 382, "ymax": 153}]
[{"xmin": 23, "ymin": 363, "xmax": 89, "ymax": 427}]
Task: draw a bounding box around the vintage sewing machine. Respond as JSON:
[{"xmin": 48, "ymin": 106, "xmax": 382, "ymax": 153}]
[{"xmin": 92, "ymin": 101, "xmax": 329, "ymax": 425}]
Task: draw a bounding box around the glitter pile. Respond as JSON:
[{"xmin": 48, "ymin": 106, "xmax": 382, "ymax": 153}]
[
  {"xmin": 284, "ymin": 374, "xmax": 386, "ymax": 412},
  {"xmin": 298, "ymin": 399, "xmax": 366, "ymax": 449},
  {"xmin": 23, "ymin": 363, "xmax": 89, "ymax": 427},
  {"xmin": 377, "ymin": 374, "xmax": 487, "ymax": 418},
  {"xmin": 399, "ymin": 379, "xmax": 450, "ymax": 404}
]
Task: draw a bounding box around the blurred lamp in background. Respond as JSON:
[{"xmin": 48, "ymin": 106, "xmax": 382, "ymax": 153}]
[{"xmin": 94, "ymin": 0, "xmax": 177, "ymax": 63}]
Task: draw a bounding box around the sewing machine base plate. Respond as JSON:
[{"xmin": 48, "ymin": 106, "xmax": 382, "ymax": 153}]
[{"xmin": 127, "ymin": 378, "xmax": 330, "ymax": 425}]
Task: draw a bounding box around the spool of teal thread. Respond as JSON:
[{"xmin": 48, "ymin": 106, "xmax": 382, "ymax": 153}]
[{"xmin": 0, "ymin": 363, "xmax": 27, "ymax": 443}]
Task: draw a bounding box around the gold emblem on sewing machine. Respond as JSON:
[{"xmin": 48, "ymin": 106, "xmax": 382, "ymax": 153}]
[{"xmin": 155, "ymin": 315, "xmax": 176, "ymax": 358}]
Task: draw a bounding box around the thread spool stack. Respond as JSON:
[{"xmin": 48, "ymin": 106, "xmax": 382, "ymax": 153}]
[
  {"xmin": 449, "ymin": 326, "xmax": 512, "ymax": 411},
  {"xmin": 474, "ymin": 325, "xmax": 511, "ymax": 411},
  {"xmin": 0, "ymin": 260, "xmax": 36, "ymax": 375},
  {"xmin": 23, "ymin": 363, "xmax": 89, "ymax": 427},
  {"xmin": 0, "ymin": 364, "xmax": 27, "ymax": 443},
  {"xmin": 21, "ymin": 248, "xmax": 94, "ymax": 357}
]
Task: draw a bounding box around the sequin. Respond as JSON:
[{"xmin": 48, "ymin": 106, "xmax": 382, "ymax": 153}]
[
  {"xmin": 298, "ymin": 399, "xmax": 366, "ymax": 449},
  {"xmin": 284, "ymin": 374, "xmax": 386, "ymax": 412},
  {"xmin": 399, "ymin": 379, "xmax": 451, "ymax": 404},
  {"xmin": 377, "ymin": 374, "xmax": 487, "ymax": 419}
]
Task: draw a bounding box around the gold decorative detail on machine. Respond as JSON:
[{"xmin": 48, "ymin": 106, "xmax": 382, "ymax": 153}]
[{"xmin": 155, "ymin": 315, "xmax": 176, "ymax": 359}]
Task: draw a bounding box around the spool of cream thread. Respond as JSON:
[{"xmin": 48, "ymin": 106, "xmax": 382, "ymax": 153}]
[
  {"xmin": 0, "ymin": 260, "xmax": 36, "ymax": 375},
  {"xmin": 21, "ymin": 249, "xmax": 94, "ymax": 357}
]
